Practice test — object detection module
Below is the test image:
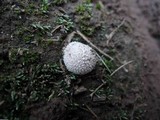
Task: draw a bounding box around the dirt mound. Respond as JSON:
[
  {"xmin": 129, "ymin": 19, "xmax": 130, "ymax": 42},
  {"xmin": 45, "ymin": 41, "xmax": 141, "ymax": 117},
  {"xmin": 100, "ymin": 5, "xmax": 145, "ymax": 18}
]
[{"xmin": 119, "ymin": 0, "xmax": 160, "ymax": 119}]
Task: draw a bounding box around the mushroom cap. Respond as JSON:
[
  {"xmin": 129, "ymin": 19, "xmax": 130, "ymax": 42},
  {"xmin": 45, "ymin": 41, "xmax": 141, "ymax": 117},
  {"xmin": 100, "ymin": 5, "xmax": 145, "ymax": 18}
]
[{"xmin": 63, "ymin": 41, "xmax": 97, "ymax": 75}]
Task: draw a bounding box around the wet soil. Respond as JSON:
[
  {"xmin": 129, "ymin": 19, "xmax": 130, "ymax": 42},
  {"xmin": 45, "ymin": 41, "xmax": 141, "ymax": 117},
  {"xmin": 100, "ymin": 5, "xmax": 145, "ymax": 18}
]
[{"xmin": 0, "ymin": 0, "xmax": 160, "ymax": 120}]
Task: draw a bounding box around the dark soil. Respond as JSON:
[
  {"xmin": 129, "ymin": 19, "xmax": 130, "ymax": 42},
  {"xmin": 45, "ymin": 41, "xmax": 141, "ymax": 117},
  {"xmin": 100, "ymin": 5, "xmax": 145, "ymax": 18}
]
[
  {"xmin": 28, "ymin": 98, "xmax": 67, "ymax": 120},
  {"xmin": 0, "ymin": 0, "xmax": 160, "ymax": 120}
]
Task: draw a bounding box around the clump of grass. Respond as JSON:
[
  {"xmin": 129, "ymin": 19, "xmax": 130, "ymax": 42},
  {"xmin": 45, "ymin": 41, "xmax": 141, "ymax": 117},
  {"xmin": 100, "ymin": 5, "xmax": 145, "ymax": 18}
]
[
  {"xmin": 76, "ymin": 3, "xmax": 92, "ymax": 15},
  {"xmin": 75, "ymin": 0, "xmax": 93, "ymax": 22},
  {"xmin": 31, "ymin": 22, "xmax": 51, "ymax": 34},
  {"xmin": 31, "ymin": 22, "xmax": 51, "ymax": 43},
  {"xmin": 14, "ymin": 22, "xmax": 51, "ymax": 44},
  {"xmin": 96, "ymin": 2, "xmax": 102, "ymax": 10},
  {"xmin": 40, "ymin": 0, "xmax": 50, "ymax": 13},
  {"xmin": 8, "ymin": 48, "xmax": 40, "ymax": 65},
  {"xmin": 76, "ymin": 1, "xmax": 93, "ymax": 17},
  {"xmin": 53, "ymin": 0, "xmax": 68, "ymax": 5},
  {"xmin": 0, "ymin": 49, "xmax": 64, "ymax": 119},
  {"xmin": 75, "ymin": 1, "xmax": 96, "ymax": 36},
  {"xmin": 79, "ymin": 24, "xmax": 95, "ymax": 36},
  {"xmin": 12, "ymin": 0, "xmax": 50, "ymax": 15},
  {"xmin": 112, "ymin": 110, "xmax": 129, "ymax": 120},
  {"xmin": 56, "ymin": 14, "xmax": 74, "ymax": 33},
  {"xmin": 13, "ymin": 26, "xmax": 34, "ymax": 43},
  {"xmin": 26, "ymin": 3, "xmax": 37, "ymax": 15}
]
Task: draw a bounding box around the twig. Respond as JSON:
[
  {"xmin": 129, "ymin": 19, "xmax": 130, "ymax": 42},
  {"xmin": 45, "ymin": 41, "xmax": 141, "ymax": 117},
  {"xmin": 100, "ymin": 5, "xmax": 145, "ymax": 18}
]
[
  {"xmin": 77, "ymin": 105, "xmax": 90, "ymax": 112},
  {"xmin": 76, "ymin": 30, "xmax": 113, "ymax": 60},
  {"xmin": 90, "ymin": 82, "xmax": 106, "ymax": 99},
  {"xmin": 85, "ymin": 105, "xmax": 100, "ymax": 120},
  {"xmin": 58, "ymin": 7, "xmax": 67, "ymax": 14},
  {"xmin": 42, "ymin": 38, "xmax": 60, "ymax": 42},
  {"xmin": 115, "ymin": 56, "xmax": 128, "ymax": 72},
  {"xmin": 110, "ymin": 60, "xmax": 133, "ymax": 76},
  {"xmin": 0, "ymin": 100, "xmax": 4, "ymax": 106},
  {"xmin": 64, "ymin": 31, "xmax": 76, "ymax": 47},
  {"xmin": 106, "ymin": 19, "xmax": 125, "ymax": 46},
  {"xmin": 95, "ymin": 52, "xmax": 111, "ymax": 73},
  {"xmin": 51, "ymin": 25, "xmax": 62, "ymax": 34}
]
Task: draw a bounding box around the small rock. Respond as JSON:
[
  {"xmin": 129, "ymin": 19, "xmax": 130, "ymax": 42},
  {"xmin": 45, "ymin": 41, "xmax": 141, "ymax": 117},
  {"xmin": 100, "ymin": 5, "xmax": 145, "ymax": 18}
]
[
  {"xmin": 93, "ymin": 95, "xmax": 106, "ymax": 102},
  {"xmin": 74, "ymin": 86, "xmax": 87, "ymax": 95}
]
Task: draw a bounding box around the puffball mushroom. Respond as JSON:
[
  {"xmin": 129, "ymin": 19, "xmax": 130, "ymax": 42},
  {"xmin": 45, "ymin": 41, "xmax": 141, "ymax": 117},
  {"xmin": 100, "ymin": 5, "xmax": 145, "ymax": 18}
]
[{"xmin": 63, "ymin": 41, "xmax": 98, "ymax": 75}]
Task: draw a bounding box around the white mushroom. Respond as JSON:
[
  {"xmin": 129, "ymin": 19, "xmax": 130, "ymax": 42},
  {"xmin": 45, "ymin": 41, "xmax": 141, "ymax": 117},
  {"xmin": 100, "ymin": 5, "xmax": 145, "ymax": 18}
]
[{"xmin": 63, "ymin": 41, "xmax": 97, "ymax": 75}]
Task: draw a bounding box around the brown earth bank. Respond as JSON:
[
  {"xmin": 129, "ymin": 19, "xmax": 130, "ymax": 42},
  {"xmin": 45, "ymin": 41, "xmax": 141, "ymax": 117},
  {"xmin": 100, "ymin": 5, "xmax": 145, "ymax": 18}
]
[
  {"xmin": 0, "ymin": 0, "xmax": 160, "ymax": 120},
  {"xmin": 119, "ymin": 0, "xmax": 160, "ymax": 120}
]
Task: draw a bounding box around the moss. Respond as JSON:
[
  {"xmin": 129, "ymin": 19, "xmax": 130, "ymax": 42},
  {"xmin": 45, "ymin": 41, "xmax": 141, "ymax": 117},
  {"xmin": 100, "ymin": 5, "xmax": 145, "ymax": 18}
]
[
  {"xmin": 56, "ymin": 14, "xmax": 74, "ymax": 33},
  {"xmin": 0, "ymin": 61, "xmax": 64, "ymax": 119},
  {"xmin": 9, "ymin": 48, "xmax": 40, "ymax": 65},
  {"xmin": 76, "ymin": 2, "xmax": 93, "ymax": 16}
]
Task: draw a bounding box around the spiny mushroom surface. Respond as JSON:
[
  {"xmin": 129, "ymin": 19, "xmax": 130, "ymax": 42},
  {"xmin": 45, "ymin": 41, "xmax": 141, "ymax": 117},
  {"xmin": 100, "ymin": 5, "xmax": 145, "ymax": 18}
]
[{"xmin": 63, "ymin": 41, "xmax": 97, "ymax": 75}]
